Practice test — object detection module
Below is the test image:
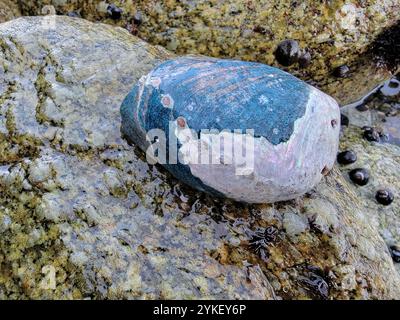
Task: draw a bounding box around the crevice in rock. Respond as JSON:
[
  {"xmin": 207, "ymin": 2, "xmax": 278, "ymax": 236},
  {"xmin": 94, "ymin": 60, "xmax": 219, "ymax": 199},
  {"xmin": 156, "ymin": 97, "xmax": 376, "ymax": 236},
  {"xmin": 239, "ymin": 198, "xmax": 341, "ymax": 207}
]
[{"xmin": 369, "ymin": 21, "xmax": 400, "ymax": 73}]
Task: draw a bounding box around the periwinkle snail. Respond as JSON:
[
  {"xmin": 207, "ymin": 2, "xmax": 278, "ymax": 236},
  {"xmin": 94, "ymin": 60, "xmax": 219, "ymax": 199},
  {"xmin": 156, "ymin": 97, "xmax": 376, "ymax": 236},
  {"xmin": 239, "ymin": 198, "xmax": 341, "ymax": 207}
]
[{"xmin": 121, "ymin": 56, "xmax": 340, "ymax": 203}]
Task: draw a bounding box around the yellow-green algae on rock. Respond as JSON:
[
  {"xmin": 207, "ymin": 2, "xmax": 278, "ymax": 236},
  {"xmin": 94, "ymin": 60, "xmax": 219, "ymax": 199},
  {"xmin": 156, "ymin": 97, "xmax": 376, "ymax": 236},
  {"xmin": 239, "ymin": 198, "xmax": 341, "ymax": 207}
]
[
  {"xmin": 19, "ymin": 0, "xmax": 400, "ymax": 105},
  {"xmin": 1, "ymin": 16, "xmax": 400, "ymax": 299}
]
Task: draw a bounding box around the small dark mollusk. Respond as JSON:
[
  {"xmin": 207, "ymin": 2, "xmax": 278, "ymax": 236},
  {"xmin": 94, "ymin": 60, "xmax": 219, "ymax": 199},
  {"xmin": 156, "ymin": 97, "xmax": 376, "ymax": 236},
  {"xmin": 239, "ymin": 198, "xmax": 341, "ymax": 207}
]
[
  {"xmin": 363, "ymin": 127, "xmax": 388, "ymax": 143},
  {"xmin": 390, "ymin": 245, "xmax": 400, "ymax": 263},
  {"xmin": 107, "ymin": 4, "xmax": 123, "ymax": 20},
  {"xmin": 349, "ymin": 168, "xmax": 369, "ymax": 186},
  {"xmin": 375, "ymin": 189, "xmax": 394, "ymax": 206},
  {"xmin": 337, "ymin": 150, "xmax": 357, "ymax": 165},
  {"xmin": 363, "ymin": 127, "xmax": 381, "ymax": 142},
  {"xmin": 275, "ymin": 40, "xmax": 301, "ymax": 66}
]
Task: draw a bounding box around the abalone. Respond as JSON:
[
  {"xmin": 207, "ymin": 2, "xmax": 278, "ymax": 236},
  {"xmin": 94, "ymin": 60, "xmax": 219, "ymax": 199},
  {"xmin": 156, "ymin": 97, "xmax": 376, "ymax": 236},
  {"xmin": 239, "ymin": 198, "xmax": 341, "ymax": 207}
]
[{"xmin": 121, "ymin": 56, "xmax": 340, "ymax": 203}]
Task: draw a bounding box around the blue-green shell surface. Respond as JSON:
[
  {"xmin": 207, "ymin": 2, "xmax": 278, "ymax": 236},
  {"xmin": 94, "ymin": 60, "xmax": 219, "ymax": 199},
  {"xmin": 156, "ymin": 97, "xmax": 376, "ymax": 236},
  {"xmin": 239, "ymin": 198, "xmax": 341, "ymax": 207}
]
[{"xmin": 121, "ymin": 56, "xmax": 340, "ymax": 203}]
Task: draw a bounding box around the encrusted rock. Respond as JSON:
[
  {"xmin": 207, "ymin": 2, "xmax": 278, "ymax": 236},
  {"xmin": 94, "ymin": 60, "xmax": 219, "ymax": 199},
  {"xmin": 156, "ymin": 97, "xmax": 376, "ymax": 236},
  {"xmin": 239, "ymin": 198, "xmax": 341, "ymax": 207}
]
[
  {"xmin": 19, "ymin": 0, "xmax": 400, "ymax": 105},
  {"xmin": 1, "ymin": 16, "xmax": 400, "ymax": 300},
  {"xmin": 339, "ymin": 127, "xmax": 400, "ymax": 240}
]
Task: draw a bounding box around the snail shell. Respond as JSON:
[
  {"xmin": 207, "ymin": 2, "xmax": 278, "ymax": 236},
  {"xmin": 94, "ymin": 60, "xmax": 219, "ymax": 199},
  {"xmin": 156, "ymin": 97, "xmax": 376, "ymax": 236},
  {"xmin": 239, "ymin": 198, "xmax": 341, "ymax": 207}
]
[{"xmin": 121, "ymin": 56, "xmax": 340, "ymax": 203}]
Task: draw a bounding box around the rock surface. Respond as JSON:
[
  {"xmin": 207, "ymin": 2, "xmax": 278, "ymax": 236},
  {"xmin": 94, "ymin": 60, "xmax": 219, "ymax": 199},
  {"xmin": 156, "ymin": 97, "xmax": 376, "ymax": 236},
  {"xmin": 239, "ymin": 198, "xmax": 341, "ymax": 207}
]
[
  {"xmin": 0, "ymin": 0, "xmax": 21, "ymax": 23},
  {"xmin": 1, "ymin": 16, "xmax": 400, "ymax": 299},
  {"xmin": 338, "ymin": 78, "xmax": 400, "ymax": 274},
  {"xmin": 341, "ymin": 76, "xmax": 400, "ymax": 145},
  {"xmin": 19, "ymin": 0, "xmax": 400, "ymax": 105}
]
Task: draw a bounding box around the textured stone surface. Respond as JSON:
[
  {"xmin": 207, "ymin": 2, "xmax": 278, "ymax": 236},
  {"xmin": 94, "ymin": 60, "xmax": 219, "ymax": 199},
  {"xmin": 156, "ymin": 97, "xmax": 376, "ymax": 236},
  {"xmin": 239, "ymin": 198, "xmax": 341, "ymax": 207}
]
[
  {"xmin": 1, "ymin": 16, "xmax": 400, "ymax": 299},
  {"xmin": 341, "ymin": 75, "xmax": 400, "ymax": 145},
  {"xmin": 19, "ymin": 0, "xmax": 400, "ymax": 105},
  {"xmin": 0, "ymin": 0, "xmax": 21, "ymax": 23},
  {"xmin": 338, "ymin": 77, "xmax": 400, "ymax": 274},
  {"xmin": 121, "ymin": 56, "xmax": 340, "ymax": 203}
]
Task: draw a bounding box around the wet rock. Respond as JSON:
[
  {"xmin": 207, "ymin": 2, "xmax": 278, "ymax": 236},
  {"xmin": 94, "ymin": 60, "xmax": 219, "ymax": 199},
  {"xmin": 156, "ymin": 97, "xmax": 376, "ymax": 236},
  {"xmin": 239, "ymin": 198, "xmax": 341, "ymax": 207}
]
[
  {"xmin": 18, "ymin": 1, "xmax": 400, "ymax": 105},
  {"xmin": 339, "ymin": 114, "xmax": 400, "ymax": 274},
  {"xmin": 1, "ymin": 16, "xmax": 400, "ymax": 300},
  {"xmin": 340, "ymin": 75, "xmax": 400, "ymax": 133},
  {"xmin": 282, "ymin": 211, "xmax": 308, "ymax": 238},
  {"xmin": 298, "ymin": 265, "xmax": 330, "ymax": 300},
  {"xmin": 248, "ymin": 226, "xmax": 279, "ymax": 262},
  {"xmin": 371, "ymin": 22, "xmax": 400, "ymax": 73}
]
